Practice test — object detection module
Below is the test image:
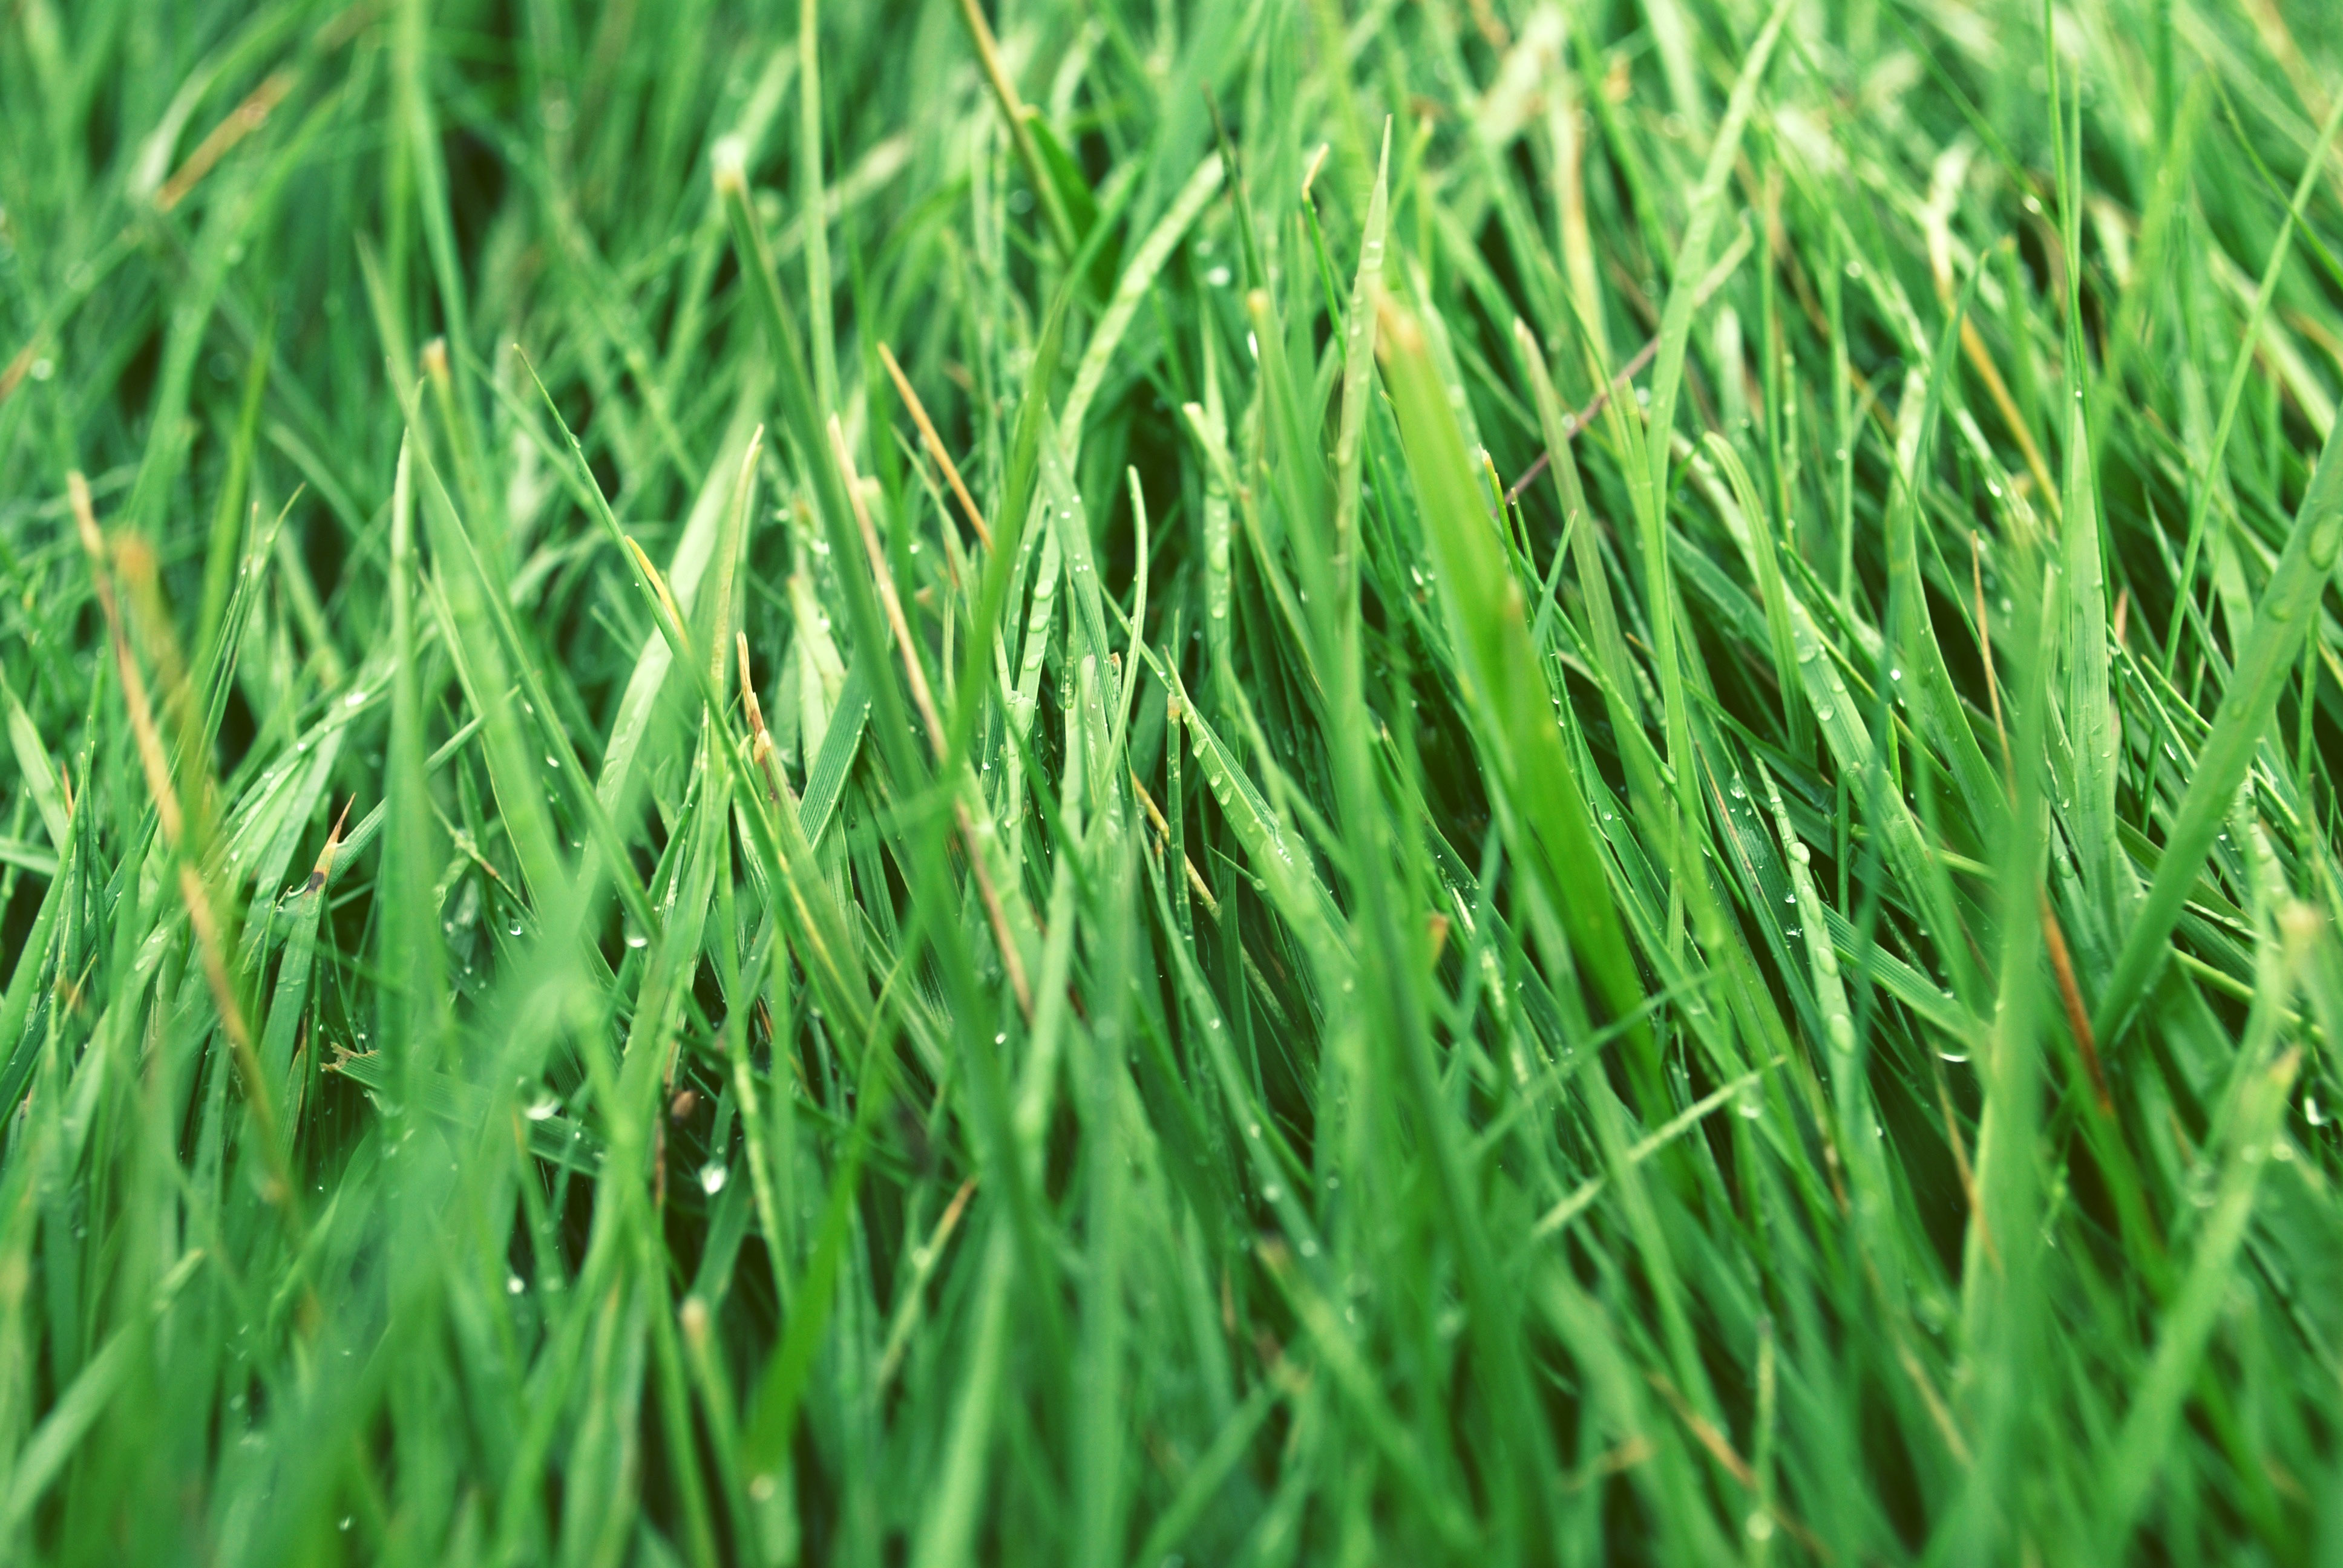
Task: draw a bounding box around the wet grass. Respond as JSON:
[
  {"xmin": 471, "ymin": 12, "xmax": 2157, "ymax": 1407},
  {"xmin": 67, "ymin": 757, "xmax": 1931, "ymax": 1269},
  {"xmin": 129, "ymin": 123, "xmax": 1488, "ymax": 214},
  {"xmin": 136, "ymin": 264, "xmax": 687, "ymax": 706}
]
[{"xmin": 4, "ymin": 0, "xmax": 2343, "ymax": 1561}]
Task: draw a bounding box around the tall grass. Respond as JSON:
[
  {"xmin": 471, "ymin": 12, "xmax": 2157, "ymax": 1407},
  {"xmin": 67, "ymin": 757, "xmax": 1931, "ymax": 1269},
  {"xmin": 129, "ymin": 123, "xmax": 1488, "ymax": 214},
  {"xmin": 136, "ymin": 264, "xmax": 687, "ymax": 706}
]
[{"xmin": 4, "ymin": 0, "xmax": 2342, "ymax": 1561}]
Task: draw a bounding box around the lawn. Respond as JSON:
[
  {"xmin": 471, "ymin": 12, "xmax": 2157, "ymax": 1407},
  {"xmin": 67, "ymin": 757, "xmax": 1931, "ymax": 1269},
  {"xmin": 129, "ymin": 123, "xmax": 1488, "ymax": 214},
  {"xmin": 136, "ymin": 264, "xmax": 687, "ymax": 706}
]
[{"xmin": 4, "ymin": 0, "xmax": 2343, "ymax": 1562}]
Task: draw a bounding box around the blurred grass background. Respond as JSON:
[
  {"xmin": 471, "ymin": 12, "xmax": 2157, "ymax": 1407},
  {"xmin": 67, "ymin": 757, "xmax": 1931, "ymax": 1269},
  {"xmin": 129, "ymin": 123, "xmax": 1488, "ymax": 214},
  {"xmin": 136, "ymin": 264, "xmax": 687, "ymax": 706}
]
[{"xmin": 4, "ymin": 0, "xmax": 2343, "ymax": 1561}]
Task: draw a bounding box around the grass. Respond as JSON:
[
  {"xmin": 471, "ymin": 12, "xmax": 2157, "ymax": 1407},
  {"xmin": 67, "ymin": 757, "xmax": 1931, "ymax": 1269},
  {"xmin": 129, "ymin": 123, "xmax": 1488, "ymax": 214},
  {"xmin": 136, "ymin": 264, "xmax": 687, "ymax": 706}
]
[{"xmin": 4, "ymin": 0, "xmax": 2343, "ymax": 1561}]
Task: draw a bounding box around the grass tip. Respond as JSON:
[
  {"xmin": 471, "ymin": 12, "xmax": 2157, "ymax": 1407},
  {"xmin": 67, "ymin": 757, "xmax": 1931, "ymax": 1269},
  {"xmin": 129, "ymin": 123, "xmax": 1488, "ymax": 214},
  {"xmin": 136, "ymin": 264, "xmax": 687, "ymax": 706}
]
[{"xmin": 711, "ymin": 135, "xmax": 748, "ymax": 196}]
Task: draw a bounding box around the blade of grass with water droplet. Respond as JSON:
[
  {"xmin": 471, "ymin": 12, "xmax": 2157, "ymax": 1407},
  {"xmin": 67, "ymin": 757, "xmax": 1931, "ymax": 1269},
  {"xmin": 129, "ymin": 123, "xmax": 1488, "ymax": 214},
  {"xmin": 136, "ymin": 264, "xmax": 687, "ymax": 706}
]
[
  {"xmin": 1376, "ymin": 296, "xmax": 1647, "ymax": 1053},
  {"xmin": 2096, "ymin": 413, "xmax": 2343, "ymax": 1041},
  {"xmin": 1, "ymin": 676, "xmax": 68, "ymax": 853}
]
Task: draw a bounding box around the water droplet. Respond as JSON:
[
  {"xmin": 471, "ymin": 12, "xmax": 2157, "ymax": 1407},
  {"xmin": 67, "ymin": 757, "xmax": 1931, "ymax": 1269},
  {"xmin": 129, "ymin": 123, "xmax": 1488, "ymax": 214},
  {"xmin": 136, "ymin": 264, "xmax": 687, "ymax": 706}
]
[
  {"xmin": 344, "ymin": 689, "xmax": 366, "ymax": 708},
  {"xmin": 507, "ymin": 1274, "xmax": 526, "ymax": 1294},
  {"xmin": 508, "ymin": 917, "xmax": 524, "ymax": 936},
  {"xmin": 700, "ymin": 1163, "xmax": 728, "ymax": 1196},
  {"xmin": 526, "ymin": 1095, "xmax": 558, "ymax": 1120}
]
